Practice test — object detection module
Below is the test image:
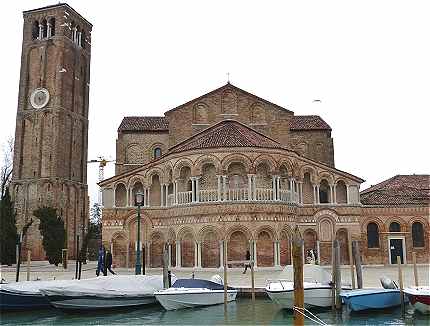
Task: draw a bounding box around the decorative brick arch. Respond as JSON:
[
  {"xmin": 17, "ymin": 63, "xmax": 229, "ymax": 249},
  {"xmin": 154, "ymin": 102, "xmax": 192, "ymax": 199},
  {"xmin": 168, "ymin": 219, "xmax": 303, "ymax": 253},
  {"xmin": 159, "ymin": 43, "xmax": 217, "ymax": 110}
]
[
  {"xmin": 177, "ymin": 226, "xmax": 195, "ymax": 267},
  {"xmin": 278, "ymin": 158, "xmax": 294, "ymax": 177},
  {"xmin": 335, "ymin": 228, "xmax": 350, "ymax": 265},
  {"xmin": 255, "ymin": 225, "xmax": 276, "ymax": 267},
  {"xmin": 385, "ymin": 217, "xmax": 406, "ymax": 232},
  {"xmin": 253, "ymin": 154, "xmax": 277, "ymax": 174},
  {"xmin": 227, "ymin": 225, "xmax": 251, "ymax": 266},
  {"xmin": 194, "ymin": 154, "xmax": 221, "ymax": 175},
  {"xmin": 221, "ymin": 153, "xmax": 253, "ymax": 174},
  {"xmin": 279, "ymin": 225, "xmax": 292, "ymax": 266},
  {"xmin": 299, "ymin": 165, "xmax": 317, "ymax": 183},
  {"xmin": 145, "ymin": 168, "xmax": 164, "ymax": 185},
  {"xmin": 317, "ymin": 171, "xmax": 335, "ymax": 185},
  {"xmin": 198, "ymin": 225, "xmax": 221, "ymax": 268},
  {"xmin": 150, "ymin": 231, "xmax": 165, "ymax": 267},
  {"xmin": 173, "ymin": 158, "xmax": 194, "ymax": 179},
  {"xmin": 111, "ymin": 231, "xmax": 128, "ymax": 268}
]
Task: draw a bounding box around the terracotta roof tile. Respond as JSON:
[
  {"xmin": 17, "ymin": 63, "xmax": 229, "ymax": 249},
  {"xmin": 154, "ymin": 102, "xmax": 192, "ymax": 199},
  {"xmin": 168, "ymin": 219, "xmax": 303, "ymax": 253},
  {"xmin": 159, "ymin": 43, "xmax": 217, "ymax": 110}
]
[
  {"xmin": 290, "ymin": 115, "xmax": 331, "ymax": 131},
  {"xmin": 118, "ymin": 116, "xmax": 168, "ymax": 132},
  {"xmin": 169, "ymin": 120, "xmax": 284, "ymax": 153},
  {"xmin": 360, "ymin": 174, "xmax": 430, "ymax": 206}
]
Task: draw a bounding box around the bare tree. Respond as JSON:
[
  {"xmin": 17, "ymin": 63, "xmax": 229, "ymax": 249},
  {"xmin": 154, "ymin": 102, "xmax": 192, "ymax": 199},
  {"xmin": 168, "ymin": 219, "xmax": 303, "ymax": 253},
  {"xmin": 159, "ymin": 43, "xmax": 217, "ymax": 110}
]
[{"xmin": 1, "ymin": 136, "xmax": 14, "ymax": 198}]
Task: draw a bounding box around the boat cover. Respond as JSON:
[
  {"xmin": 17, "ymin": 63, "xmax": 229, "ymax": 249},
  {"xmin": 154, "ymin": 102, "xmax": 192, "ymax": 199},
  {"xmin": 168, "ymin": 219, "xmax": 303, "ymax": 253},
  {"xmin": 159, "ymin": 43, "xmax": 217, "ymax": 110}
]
[
  {"xmin": 404, "ymin": 286, "xmax": 430, "ymax": 296},
  {"xmin": 277, "ymin": 265, "xmax": 332, "ymax": 284},
  {"xmin": 40, "ymin": 275, "xmax": 165, "ymax": 298},
  {"xmin": 172, "ymin": 279, "xmax": 235, "ymax": 291},
  {"xmin": 1, "ymin": 279, "xmax": 78, "ymax": 295}
]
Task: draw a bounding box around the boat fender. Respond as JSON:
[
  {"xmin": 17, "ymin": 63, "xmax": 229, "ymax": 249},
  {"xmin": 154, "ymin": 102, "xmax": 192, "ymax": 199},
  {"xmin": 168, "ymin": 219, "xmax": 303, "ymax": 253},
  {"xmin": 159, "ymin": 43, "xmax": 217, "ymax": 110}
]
[{"xmin": 380, "ymin": 277, "xmax": 397, "ymax": 289}]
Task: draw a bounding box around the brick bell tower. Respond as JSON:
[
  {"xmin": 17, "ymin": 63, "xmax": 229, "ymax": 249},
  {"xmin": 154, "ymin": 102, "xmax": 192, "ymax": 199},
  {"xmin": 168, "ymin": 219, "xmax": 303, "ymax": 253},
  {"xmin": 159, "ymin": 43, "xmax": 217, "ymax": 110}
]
[{"xmin": 10, "ymin": 4, "xmax": 92, "ymax": 260}]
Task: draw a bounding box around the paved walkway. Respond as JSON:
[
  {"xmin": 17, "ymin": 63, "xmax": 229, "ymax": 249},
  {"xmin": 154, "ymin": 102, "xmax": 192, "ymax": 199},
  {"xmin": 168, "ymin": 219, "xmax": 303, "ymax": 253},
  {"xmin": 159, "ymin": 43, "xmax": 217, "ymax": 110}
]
[{"xmin": 1, "ymin": 261, "xmax": 428, "ymax": 289}]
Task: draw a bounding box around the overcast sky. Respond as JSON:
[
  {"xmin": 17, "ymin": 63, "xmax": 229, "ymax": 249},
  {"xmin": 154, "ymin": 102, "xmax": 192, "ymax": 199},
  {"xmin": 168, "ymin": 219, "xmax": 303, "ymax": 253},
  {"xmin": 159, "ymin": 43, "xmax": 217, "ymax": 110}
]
[{"xmin": 1, "ymin": 0, "xmax": 429, "ymax": 206}]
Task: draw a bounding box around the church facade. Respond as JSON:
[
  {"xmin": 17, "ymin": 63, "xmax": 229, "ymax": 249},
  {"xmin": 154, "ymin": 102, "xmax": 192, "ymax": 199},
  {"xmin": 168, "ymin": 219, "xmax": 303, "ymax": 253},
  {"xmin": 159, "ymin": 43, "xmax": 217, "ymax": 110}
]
[{"xmin": 100, "ymin": 84, "xmax": 429, "ymax": 269}]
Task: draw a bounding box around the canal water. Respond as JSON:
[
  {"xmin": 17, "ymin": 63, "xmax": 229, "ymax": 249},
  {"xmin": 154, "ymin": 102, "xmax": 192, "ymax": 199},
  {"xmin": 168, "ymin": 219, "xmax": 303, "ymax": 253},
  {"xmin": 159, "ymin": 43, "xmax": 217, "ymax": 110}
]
[{"xmin": 1, "ymin": 298, "xmax": 428, "ymax": 325}]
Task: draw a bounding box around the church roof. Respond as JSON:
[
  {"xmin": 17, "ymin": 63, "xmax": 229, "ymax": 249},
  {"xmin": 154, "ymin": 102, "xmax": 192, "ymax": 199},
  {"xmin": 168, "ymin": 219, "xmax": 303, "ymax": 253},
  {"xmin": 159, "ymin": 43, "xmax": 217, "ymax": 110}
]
[
  {"xmin": 118, "ymin": 115, "xmax": 331, "ymax": 132},
  {"xmin": 290, "ymin": 115, "xmax": 331, "ymax": 131},
  {"xmin": 165, "ymin": 83, "xmax": 293, "ymax": 114},
  {"xmin": 118, "ymin": 116, "xmax": 168, "ymax": 132},
  {"xmin": 169, "ymin": 120, "xmax": 284, "ymax": 154},
  {"xmin": 360, "ymin": 174, "xmax": 430, "ymax": 206}
]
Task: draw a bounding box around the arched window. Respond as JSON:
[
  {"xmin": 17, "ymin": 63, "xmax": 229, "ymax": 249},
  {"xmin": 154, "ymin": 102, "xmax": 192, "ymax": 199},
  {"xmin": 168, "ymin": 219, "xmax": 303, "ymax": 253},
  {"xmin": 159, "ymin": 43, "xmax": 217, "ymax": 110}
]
[
  {"xmin": 367, "ymin": 222, "xmax": 379, "ymax": 248},
  {"xmin": 153, "ymin": 147, "xmax": 162, "ymax": 159},
  {"xmin": 32, "ymin": 21, "xmax": 39, "ymax": 40},
  {"xmin": 389, "ymin": 222, "xmax": 401, "ymax": 232},
  {"xmin": 81, "ymin": 31, "xmax": 86, "ymax": 49},
  {"xmin": 48, "ymin": 18, "xmax": 55, "ymax": 37},
  {"xmin": 41, "ymin": 19, "xmax": 48, "ymax": 39},
  {"xmin": 412, "ymin": 222, "xmax": 424, "ymax": 247}
]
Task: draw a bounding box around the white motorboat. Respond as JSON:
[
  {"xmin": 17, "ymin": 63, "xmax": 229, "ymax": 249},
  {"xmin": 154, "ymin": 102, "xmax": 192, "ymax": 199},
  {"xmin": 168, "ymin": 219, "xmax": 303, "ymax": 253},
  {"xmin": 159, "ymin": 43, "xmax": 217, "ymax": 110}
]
[
  {"xmin": 40, "ymin": 275, "xmax": 165, "ymax": 312},
  {"xmin": 265, "ymin": 265, "xmax": 350, "ymax": 309},
  {"xmin": 155, "ymin": 276, "xmax": 237, "ymax": 310},
  {"xmin": 404, "ymin": 286, "xmax": 430, "ymax": 314}
]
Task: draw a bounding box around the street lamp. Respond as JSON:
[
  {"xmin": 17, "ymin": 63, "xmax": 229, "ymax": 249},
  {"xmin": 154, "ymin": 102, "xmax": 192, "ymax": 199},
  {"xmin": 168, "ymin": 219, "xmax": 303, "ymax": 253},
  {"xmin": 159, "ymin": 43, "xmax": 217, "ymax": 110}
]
[{"xmin": 135, "ymin": 192, "xmax": 144, "ymax": 275}]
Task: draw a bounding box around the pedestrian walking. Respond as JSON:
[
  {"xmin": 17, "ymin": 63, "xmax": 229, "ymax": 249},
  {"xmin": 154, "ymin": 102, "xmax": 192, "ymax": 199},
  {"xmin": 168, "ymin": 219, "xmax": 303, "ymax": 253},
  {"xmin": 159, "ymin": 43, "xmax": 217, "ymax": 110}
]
[
  {"xmin": 105, "ymin": 250, "xmax": 116, "ymax": 275},
  {"xmin": 243, "ymin": 249, "xmax": 251, "ymax": 274},
  {"xmin": 96, "ymin": 245, "xmax": 105, "ymax": 276}
]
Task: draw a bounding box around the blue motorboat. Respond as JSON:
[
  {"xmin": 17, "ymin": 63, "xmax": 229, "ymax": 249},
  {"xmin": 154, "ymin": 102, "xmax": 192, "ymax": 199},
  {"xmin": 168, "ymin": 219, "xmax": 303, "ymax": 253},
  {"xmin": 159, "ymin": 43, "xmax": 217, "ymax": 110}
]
[
  {"xmin": 0, "ymin": 288, "xmax": 50, "ymax": 310},
  {"xmin": 340, "ymin": 288, "xmax": 402, "ymax": 312},
  {"xmin": 0, "ymin": 280, "xmax": 76, "ymax": 311}
]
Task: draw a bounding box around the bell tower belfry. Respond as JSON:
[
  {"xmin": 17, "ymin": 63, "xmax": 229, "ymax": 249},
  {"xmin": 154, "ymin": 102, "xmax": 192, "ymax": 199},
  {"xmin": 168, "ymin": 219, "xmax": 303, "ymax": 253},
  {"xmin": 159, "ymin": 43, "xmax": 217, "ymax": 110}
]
[{"xmin": 10, "ymin": 4, "xmax": 92, "ymax": 259}]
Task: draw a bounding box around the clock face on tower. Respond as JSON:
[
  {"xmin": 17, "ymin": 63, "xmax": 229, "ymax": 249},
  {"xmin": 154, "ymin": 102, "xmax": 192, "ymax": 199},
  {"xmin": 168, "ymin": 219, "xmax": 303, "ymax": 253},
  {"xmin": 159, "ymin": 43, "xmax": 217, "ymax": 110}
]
[{"xmin": 30, "ymin": 88, "xmax": 50, "ymax": 109}]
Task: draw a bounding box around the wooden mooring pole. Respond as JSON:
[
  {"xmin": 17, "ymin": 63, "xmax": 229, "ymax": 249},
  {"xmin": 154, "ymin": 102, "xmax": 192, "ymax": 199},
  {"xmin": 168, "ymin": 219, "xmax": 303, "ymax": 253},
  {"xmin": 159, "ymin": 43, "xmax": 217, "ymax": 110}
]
[
  {"xmin": 223, "ymin": 240, "xmax": 228, "ymax": 314},
  {"xmin": 348, "ymin": 235, "xmax": 355, "ymax": 289},
  {"xmin": 397, "ymin": 256, "xmax": 405, "ymax": 317},
  {"xmin": 412, "ymin": 252, "xmax": 419, "ymax": 287},
  {"xmin": 333, "ymin": 239, "xmax": 342, "ymax": 310},
  {"xmin": 162, "ymin": 244, "xmax": 169, "ymax": 289},
  {"xmin": 292, "ymin": 227, "xmax": 304, "ymax": 326},
  {"xmin": 352, "ymin": 240, "xmax": 363, "ymax": 289},
  {"xmin": 26, "ymin": 250, "xmax": 31, "ymax": 281}
]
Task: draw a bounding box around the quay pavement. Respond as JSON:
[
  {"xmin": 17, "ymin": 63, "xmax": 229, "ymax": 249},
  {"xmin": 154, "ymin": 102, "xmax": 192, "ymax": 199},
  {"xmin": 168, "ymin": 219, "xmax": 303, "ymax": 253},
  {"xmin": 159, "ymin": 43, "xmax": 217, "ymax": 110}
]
[{"xmin": 1, "ymin": 261, "xmax": 428, "ymax": 290}]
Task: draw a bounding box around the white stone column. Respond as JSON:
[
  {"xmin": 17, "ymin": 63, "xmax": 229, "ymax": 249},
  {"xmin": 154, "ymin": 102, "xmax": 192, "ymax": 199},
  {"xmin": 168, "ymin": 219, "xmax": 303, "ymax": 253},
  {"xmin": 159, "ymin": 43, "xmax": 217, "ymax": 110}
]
[
  {"xmin": 194, "ymin": 242, "xmax": 198, "ymax": 267},
  {"xmin": 174, "ymin": 181, "xmax": 178, "ymax": 204},
  {"xmin": 147, "ymin": 187, "xmax": 151, "ymax": 207},
  {"xmin": 272, "ymin": 176, "xmax": 276, "ymax": 201},
  {"xmin": 165, "ymin": 184, "xmax": 169, "ymax": 206},
  {"xmin": 217, "ymin": 175, "xmax": 222, "ymax": 201},
  {"xmin": 126, "ymin": 241, "xmax": 130, "ymax": 269},
  {"xmin": 248, "ymin": 174, "xmax": 253, "ymax": 201},
  {"xmin": 112, "ymin": 186, "xmax": 116, "ymax": 207},
  {"xmin": 252, "ymin": 175, "xmax": 257, "ymax": 201},
  {"xmin": 346, "ymin": 185, "xmax": 350, "ymax": 204},
  {"xmin": 168, "ymin": 243, "xmax": 172, "ymax": 267},
  {"xmin": 273, "ymin": 241, "xmax": 279, "ymax": 266},
  {"xmin": 47, "ymin": 23, "xmax": 52, "ymax": 38},
  {"xmin": 299, "ymin": 182, "xmax": 303, "ymax": 204},
  {"xmin": 316, "ymin": 185, "xmax": 320, "ymax": 204},
  {"xmin": 197, "ymin": 241, "xmax": 202, "ymax": 268},
  {"xmin": 219, "ymin": 240, "xmax": 224, "ymax": 268},
  {"xmin": 176, "ymin": 241, "xmax": 181, "ymax": 268},
  {"xmin": 276, "ymin": 176, "xmax": 281, "ymax": 201},
  {"xmin": 253, "ymin": 240, "xmax": 257, "ymax": 267},
  {"xmin": 222, "ymin": 176, "xmax": 228, "ymax": 201},
  {"xmin": 160, "ymin": 184, "xmax": 164, "ymax": 207},
  {"xmin": 333, "ymin": 183, "xmax": 337, "ymax": 204},
  {"xmin": 191, "ymin": 177, "xmax": 196, "ymax": 202},
  {"xmin": 39, "ymin": 23, "xmax": 43, "ymax": 39},
  {"xmin": 195, "ymin": 177, "xmax": 200, "ymax": 202},
  {"xmin": 78, "ymin": 32, "xmax": 82, "ymax": 46},
  {"xmin": 146, "ymin": 242, "xmax": 151, "ymax": 267}
]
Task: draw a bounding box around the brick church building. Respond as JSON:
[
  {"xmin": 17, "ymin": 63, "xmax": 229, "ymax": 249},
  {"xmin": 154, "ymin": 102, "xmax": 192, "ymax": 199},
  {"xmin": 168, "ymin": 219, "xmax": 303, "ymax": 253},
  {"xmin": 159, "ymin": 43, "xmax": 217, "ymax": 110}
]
[
  {"xmin": 9, "ymin": 4, "xmax": 428, "ymax": 266},
  {"xmin": 99, "ymin": 82, "xmax": 429, "ymax": 269}
]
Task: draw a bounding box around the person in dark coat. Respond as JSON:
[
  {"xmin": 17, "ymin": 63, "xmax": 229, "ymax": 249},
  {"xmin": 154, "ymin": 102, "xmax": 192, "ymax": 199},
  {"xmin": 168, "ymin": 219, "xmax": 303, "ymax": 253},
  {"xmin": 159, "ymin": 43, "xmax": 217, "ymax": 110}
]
[
  {"xmin": 96, "ymin": 245, "xmax": 105, "ymax": 276},
  {"xmin": 104, "ymin": 250, "xmax": 116, "ymax": 275},
  {"xmin": 243, "ymin": 250, "xmax": 251, "ymax": 274}
]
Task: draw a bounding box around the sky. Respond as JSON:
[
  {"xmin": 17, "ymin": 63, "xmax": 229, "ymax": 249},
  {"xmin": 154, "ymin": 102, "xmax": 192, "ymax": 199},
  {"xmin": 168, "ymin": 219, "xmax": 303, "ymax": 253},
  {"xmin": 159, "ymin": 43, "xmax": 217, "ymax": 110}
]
[{"xmin": 1, "ymin": 0, "xmax": 429, "ymax": 206}]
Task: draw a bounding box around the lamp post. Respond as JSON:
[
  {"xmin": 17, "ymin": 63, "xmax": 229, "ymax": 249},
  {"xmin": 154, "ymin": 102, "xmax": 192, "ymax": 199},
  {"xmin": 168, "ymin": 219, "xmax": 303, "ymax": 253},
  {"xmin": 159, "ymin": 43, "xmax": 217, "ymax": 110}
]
[{"xmin": 135, "ymin": 192, "xmax": 144, "ymax": 275}]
